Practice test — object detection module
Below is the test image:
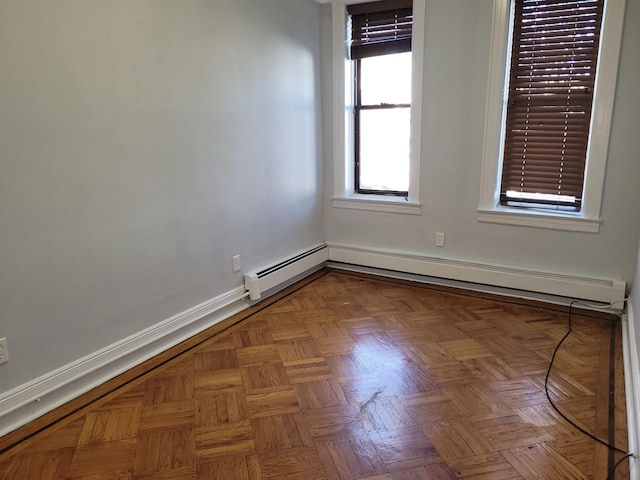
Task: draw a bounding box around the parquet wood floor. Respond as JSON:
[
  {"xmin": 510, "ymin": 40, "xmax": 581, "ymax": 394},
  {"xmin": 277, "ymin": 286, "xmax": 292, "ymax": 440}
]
[{"xmin": 0, "ymin": 271, "xmax": 630, "ymax": 479}]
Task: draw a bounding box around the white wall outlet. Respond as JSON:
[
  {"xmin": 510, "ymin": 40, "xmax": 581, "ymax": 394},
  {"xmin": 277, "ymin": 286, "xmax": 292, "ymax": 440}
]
[
  {"xmin": 435, "ymin": 232, "xmax": 445, "ymax": 247},
  {"xmin": 232, "ymin": 255, "xmax": 242, "ymax": 273},
  {"xmin": 0, "ymin": 338, "xmax": 8, "ymax": 365}
]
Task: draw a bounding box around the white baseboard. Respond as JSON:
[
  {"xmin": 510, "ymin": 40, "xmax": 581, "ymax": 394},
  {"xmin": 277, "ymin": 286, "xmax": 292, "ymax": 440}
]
[
  {"xmin": 0, "ymin": 286, "xmax": 249, "ymax": 438},
  {"xmin": 623, "ymin": 302, "xmax": 639, "ymax": 476},
  {"xmin": 327, "ymin": 243, "xmax": 626, "ymax": 305}
]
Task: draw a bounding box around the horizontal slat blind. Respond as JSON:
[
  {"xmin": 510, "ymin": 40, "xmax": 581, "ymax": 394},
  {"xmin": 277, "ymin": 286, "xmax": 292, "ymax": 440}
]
[
  {"xmin": 348, "ymin": 0, "xmax": 413, "ymax": 59},
  {"xmin": 500, "ymin": 0, "xmax": 604, "ymax": 209}
]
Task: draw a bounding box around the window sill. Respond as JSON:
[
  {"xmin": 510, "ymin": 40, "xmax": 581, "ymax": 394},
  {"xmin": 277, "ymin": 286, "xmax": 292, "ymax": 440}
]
[
  {"xmin": 477, "ymin": 208, "xmax": 601, "ymax": 233},
  {"xmin": 333, "ymin": 195, "xmax": 422, "ymax": 215}
]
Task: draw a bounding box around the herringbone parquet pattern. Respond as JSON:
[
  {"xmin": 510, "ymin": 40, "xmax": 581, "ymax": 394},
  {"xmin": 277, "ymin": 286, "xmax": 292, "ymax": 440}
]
[{"xmin": 0, "ymin": 271, "xmax": 629, "ymax": 479}]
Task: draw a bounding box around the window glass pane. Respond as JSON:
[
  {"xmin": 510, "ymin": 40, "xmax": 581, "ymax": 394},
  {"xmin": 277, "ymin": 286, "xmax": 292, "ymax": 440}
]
[
  {"xmin": 359, "ymin": 107, "xmax": 410, "ymax": 192},
  {"xmin": 360, "ymin": 52, "xmax": 412, "ymax": 105}
]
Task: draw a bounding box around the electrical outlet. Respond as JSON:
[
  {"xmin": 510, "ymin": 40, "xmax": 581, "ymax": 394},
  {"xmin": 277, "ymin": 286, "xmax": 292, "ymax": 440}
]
[
  {"xmin": 435, "ymin": 232, "xmax": 445, "ymax": 247},
  {"xmin": 232, "ymin": 255, "xmax": 242, "ymax": 273},
  {"xmin": 0, "ymin": 338, "xmax": 8, "ymax": 365}
]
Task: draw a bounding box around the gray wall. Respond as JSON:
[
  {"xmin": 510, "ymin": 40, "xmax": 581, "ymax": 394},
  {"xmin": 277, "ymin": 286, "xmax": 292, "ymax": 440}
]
[
  {"xmin": 619, "ymin": 0, "xmax": 640, "ymax": 354},
  {"xmin": 0, "ymin": 0, "xmax": 323, "ymax": 392},
  {"xmin": 323, "ymin": 0, "xmax": 640, "ymax": 283}
]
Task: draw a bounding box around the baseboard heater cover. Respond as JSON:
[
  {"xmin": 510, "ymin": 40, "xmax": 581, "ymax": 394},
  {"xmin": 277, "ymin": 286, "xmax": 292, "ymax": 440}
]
[
  {"xmin": 327, "ymin": 243, "xmax": 627, "ymax": 305},
  {"xmin": 244, "ymin": 243, "xmax": 329, "ymax": 300}
]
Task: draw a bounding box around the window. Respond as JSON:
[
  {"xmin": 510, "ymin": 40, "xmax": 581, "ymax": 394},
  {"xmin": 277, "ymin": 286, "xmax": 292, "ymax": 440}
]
[
  {"xmin": 355, "ymin": 53, "xmax": 412, "ymax": 195},
  {"xmin": 478, "ymin": 0, "xmax": 626, "ymax": 232},
  {"xmin": 331, "ymin": 0, "xmax": 425, "ymax": 214},
  {"xmin": 349, "ymin": 1, "xmax": 412, "ymax": 196}
]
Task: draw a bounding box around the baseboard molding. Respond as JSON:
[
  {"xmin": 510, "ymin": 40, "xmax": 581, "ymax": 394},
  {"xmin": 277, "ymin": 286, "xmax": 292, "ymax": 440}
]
[
  {"xmin": 0, "ymin": 286, "xmax": 249, "ymax": 440},
  {"xmin": 623, "ymin": 302, "xmax": 639, "ymax": 475},
  {"xmin": 327, "ymin": 243, "xmax": 626, "ymax": 305}
]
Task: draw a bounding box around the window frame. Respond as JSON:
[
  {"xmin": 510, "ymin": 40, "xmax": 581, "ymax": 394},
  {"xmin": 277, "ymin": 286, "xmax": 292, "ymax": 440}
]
[
  {"xmin": 331, "ymin": 0, "xmax": 425, "ymax": 215},
  {"xmin": 477, "ymin": 0, "xmax": 626, "ymax": 232}
]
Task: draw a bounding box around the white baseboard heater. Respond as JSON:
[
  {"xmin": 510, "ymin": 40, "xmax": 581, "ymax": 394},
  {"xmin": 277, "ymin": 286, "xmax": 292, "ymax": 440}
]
[
  {"xmin": 327, "ymin": 243, "xmax": 627, "ymax": 305},
  {"xmin": 244, "ymin": 243, "xmax": 328, "ymax": 300}
]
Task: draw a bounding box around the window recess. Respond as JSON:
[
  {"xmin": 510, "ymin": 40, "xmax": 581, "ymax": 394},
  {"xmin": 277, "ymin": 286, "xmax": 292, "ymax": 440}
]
[
  {"xmin": 500, "ymin": 0, "xmax": 604, "ymax": 211},
  {"xmin": 331, "ymin": 0, "xmax": 425, "ymax": 213},
  {"xmin": 348, "ymin": 0, "xmax": 413, "ymax": 197},
  {"xmin": 477, "ymin": 0, "xmax": 625, "ymax": 232}
]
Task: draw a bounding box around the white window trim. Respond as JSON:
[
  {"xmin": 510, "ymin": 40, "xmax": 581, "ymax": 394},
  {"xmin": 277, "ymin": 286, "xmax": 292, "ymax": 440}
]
[
  {"xmin": 477, "ymin": 0, "xmax": 626, "ymax": 233},
  {"xmin": 331, "ymin": 0, "xmax": 425, "ymax": 215}
]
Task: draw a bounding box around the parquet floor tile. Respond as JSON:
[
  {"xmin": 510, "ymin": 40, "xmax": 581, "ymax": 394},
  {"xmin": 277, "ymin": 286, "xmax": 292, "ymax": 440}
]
[
  {"xmin": 196, "ymin": 421, "xmax": 255, "ymax": 462},
  {"xmin": 285, "ymin": 358, "xmax": 334, "ymax": 384},
  {"xmin": 195, "ymin": 390, "xmax": 248, "ymax": 426},
  {"xmin": 67, "ymin": 438, "xmax": 137, "ymax": 479},
  {"xmin": 422, "ymin": 421, "xmax": 492, "ymax": 461},
  {"xmin": 132, "ymin": 427, "xmax": 195, "ymax": 477},
  {"xmin": 446, "ymin": 452, "xmax": 521, "ymax": 480},
  {"xmin": 139, "ymin": 399, "xmax": 195, "ymax": 432},
  {"xmin": 0, "ymin": 271, "xmax": 630, "ymax": 479},
  {"xmin": 1, "ymin": 448, "xmax": 76, "ymax": 480},
  {"xmin": 197, "ymin": 455, "xmax": 257, "ymax": 480}
]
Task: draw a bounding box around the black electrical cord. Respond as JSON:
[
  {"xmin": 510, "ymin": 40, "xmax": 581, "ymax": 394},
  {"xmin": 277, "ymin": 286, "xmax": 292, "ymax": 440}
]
[
  {"xmin": 608, "ymin": 453, "xmax": 633, "ymax": 480},
  {"xmin": 544, "ymin": 300, "xmax": 633, "ymax": 479}
]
